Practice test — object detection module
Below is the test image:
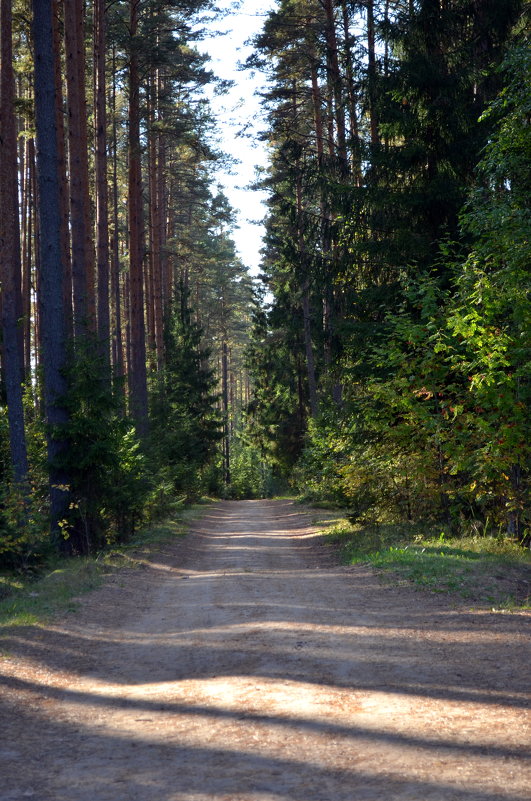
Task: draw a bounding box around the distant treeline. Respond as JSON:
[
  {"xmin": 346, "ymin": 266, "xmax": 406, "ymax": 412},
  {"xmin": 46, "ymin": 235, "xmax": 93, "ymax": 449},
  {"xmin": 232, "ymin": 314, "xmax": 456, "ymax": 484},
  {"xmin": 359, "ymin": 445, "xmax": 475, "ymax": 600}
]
[{"xmin": 245, "ymin": 0, "xmax": 529, "ymax": 541}]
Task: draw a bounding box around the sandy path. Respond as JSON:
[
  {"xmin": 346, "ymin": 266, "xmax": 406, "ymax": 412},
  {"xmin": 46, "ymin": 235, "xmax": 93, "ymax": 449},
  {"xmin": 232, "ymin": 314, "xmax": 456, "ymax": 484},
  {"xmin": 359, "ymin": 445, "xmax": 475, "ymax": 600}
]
[{"xmin": 0, "ymin": 499, "xmax": 530, "ymax": 801}]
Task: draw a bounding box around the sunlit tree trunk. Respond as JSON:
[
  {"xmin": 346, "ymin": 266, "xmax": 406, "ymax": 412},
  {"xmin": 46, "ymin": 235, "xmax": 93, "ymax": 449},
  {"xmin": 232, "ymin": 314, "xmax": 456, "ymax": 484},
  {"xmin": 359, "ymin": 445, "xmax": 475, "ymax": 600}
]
[
  {"xmin": 158, "ymin": 80, "xmax": 169, "ymax": 324},
  {"xmin": 145, "ymin": 82, "xmax": 156, "ymax": 357},
  {"xmin": 340, "ymin": 0, "xmax": 362, "ymax": 182},
  {"xmin": 29, "ymin": 135, "xmax": 42, "ymax": 378},
  {"xmin": 128, "ymin": 0, "xmax": 149, "ymax": 434},
  {"xmin": 148, "ymin": 70, "xmax": 164, "ymax": 371},
  {"xmin": 94, "ymin": 0, "xmax": 111, "ymax": 372},
  {"xmin": 222, "ymin": 339, "xmax": 230, "ymax": 485},
  {"xmin": 110, "ymin": 43, "xmax": 125, "ymax": 407},
  {"xmin": 64, "ymin": 0, "xmax": 95, "ymax": 337},
  {"xmin": 52, "ymin": 0, "xmax": 73, "ymax": 341},
  {"xmin": 21, "ymin": 132, "xmax": 33, "ymax": 377},
  {"xmin": 296, "ymin": 172, "xmax": 318, "ymax": 419},
  {"xmin": 323, "ymin": 0, "xmax": 348, "ymax": 172},
  {"xmin": 367, "ymin": 0, "xmax": 380, "ymax": 148}
]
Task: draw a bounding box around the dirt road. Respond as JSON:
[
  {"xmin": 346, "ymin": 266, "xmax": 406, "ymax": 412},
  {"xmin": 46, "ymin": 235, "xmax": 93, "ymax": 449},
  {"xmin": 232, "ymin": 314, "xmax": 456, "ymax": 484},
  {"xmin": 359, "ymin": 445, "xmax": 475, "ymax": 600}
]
[{"xmin": 1, "ymin": 500, "xmax": 530, "ymax": 801}]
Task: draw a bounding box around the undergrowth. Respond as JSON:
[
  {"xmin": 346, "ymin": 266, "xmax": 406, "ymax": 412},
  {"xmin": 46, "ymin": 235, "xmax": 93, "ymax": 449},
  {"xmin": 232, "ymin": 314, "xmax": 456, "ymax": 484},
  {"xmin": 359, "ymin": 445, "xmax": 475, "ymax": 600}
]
[
  {"xmin": 0, "ymin": 500, "xmax": 211, "ymax": 628},
  {"xmin": 321, "ymin": 517, "xmax": 531, "ymax": 609}
]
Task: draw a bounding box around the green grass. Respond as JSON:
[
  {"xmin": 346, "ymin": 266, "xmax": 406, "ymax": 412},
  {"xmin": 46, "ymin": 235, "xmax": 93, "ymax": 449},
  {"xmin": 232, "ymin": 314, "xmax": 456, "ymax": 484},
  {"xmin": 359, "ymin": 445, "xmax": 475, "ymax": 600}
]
[
  {"xmin": 322, "ymin": 518, "xmax": 531, "ymax": 609},
  {"xmin": 0, "ymin": 500, "xmax": 213, "ymax": 629}
]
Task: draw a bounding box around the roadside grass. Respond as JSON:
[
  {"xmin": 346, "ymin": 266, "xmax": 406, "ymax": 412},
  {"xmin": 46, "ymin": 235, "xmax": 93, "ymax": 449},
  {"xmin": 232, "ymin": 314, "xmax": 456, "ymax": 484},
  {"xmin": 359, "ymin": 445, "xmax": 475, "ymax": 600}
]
[
  {"xmin": 0, "ymin": 500, "xmax": 212, "ymax": 629},
  {"xmin": 319, "ymin": 517, "xmax": 531, "ymax": 609}
]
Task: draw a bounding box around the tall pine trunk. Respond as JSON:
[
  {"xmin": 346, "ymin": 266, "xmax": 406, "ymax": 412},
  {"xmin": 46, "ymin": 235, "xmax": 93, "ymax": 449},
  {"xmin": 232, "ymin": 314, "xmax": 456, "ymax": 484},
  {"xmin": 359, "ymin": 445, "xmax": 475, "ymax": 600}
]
[
  {"xmin": 29, "ymin": 136, "xmax": 42, "ymax": 378},
  {"xmin": 0, "ymin": 0, "xmax": 29, "ymax": 484},
  {"xmin": 94, "ymin": 0, "xmax": 111, "ymax": 373},
  {"xmin": 110, "ymin": 43, "xmax": 125, "ymax": 406},
  {"xmin": 367, "ymin": 0, "xmax": 380, "ymax": 148},
  {"xmin": 21, "ymin": 132, "xmax": 32, "ymax": 377},
  {"xmin": 340, "ymin": 0, "xmax": 362, "ymax": 182},
  {"xmin": 64, "ymin": 0, "xmax": 95, "ymax": 337},
  {"xmin": 292, "ymin": 83, "xmax": 318, "ymax": 418},
  {"xmin": 148, "ymin": 70, "xmax": 164, "ymax": 371},
  {"xmin": 52, "ymin": 0, "xmax": 73, "ymax": 340},
  {"xmin": 323, "ymin": 0, "xmax": 347, "ymax": 173},
  {"xmin": 128, "ymin": 0, "xmax": 149, "ymax": 434},
  {"xmin": 222, "ymin": 340, "xmax": 230, "ymax": 485},
  {"xmin": 157, "ymin": 80, "xmax": 169, "ymax": 324},
  {"xmin": 32, "ymin": 0, "xmax": 71, "ymax": 548},
  {"xmin": 296, "ymin": 174, "xmax": 318, "ymax": 419}
]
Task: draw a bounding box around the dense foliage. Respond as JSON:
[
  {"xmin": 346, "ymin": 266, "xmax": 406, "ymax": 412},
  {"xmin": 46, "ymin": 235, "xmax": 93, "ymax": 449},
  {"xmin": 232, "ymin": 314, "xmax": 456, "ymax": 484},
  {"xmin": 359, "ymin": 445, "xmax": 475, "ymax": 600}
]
[
  {"xmin": 247, "ymin": 1, "xmax": 529, "ymax": 542},
  {"xmin": 0, "ymin": 0, "xmax": 255, "ymax": 567},
  {"xmin": 0, "ymin": 0, "xmax": 528, "ymax": 571}
]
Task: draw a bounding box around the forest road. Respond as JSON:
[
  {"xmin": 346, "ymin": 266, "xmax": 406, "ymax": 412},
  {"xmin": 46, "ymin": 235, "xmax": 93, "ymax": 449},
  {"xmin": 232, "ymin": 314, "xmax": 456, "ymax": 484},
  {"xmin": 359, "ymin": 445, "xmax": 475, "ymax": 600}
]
[{"xmin": 1, "ymin": 499, "xmax": 530, "ymax": 801}]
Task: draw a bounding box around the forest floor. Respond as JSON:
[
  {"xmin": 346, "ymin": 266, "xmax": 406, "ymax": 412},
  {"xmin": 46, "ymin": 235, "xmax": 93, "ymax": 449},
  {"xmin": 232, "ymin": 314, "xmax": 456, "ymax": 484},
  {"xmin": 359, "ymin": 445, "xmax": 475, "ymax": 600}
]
[{"xmin": 0, "ymin": 499, "xmax": 530, "ymax": 801}]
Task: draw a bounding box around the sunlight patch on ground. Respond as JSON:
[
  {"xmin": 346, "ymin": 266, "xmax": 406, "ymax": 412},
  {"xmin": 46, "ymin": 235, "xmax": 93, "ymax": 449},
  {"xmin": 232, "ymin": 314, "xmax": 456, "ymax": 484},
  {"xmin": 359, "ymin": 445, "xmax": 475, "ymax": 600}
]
[{"xmin": 26, "ymin": 674, "xmax": 530, "ymax": 800}]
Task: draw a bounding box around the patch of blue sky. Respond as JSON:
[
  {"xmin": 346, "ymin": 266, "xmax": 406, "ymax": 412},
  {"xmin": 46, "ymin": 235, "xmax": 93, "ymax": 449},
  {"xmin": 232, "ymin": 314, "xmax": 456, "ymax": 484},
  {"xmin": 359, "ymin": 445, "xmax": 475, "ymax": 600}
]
[{"xmin": 197, "ymin": 0, "xmax": 275, "ymax": 276}]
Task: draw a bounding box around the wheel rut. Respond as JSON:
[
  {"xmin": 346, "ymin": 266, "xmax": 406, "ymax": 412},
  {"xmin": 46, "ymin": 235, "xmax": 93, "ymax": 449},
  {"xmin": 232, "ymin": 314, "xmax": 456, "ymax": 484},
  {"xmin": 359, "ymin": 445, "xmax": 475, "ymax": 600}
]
[{"xmin": 1, "ymin": 499, "xmax": 529, "ymax": 800}]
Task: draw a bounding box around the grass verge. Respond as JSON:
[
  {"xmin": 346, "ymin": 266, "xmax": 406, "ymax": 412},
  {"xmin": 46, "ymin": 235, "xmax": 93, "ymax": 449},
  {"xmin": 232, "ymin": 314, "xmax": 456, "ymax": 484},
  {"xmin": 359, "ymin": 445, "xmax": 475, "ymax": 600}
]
[
  {"xmin": 319, "ymin": 516, "xmax": 531, "ymax": 609},
  {"xmin": 0, "ymin": 500, "xmax": 212, "ymax": 629}
]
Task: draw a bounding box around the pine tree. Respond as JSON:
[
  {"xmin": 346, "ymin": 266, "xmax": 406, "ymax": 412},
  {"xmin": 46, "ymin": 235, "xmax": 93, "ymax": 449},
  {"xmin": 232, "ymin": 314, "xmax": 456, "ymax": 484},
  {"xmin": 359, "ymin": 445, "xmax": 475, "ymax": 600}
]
[
  {"xmin": 32, "ymin": 0, "xmax": 71, "ymax": 547},
  {"xmin": 0, "ymin": 0, "xmax": 29, "ymax": 485}
]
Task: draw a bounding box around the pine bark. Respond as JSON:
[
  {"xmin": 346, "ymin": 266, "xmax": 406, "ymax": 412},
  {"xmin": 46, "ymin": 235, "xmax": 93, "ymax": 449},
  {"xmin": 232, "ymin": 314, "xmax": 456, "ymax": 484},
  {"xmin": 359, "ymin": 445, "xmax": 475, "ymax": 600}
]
[
  {"xmin": 32, "ymin": 0, "xmax": 71, "ymax": 546},
  {"xmin": 340, "ymin": 0, "xmax": 362, "ymax": 182},
  {"xmin": 64, "ymin": 0, "xmax": 95, "ymax": 337},
  {"xmin": 110, "ymin": 43, "xmax": 125, "ymax": 405},
  {"xmin": 222, "ymin": 340, "xmax": 230, "ymax": 485},
  {"xmin": 367, "ymin": 0, "xmax": 380, "ymax": 148},
  {"xmin": 52, "ymin": 0, "xmax": 73, "ymax": 340},
  {"xmin": 158, "ymin": 84, "xmax": 169, "ymax": 323},
  {"xmin": 145, "ymin": 86, "xmax": 156, "ymax": 357},
  {"xmin": 128, "ymin": 0, "xmax": 149, "ymax": 434},
  {"xmin": 21, "ymin": 133, "xmax": 32, "ymax": 377},
  {"xmin": 309, "ymin": 58, "xmax": 324, "ymax": 165},
  {"xmin": 296, "ymin": 170, "xmax": 318, "ymax": 419},
  {"xmin": 148, "ymin": 72, "xmax": 164, "ymax": 371},
  {"xmin": 323, "ymin": 0, "xmax": 348, "ymax": 173},
  {"xmin": 0, "ymin": 0, "xmax": 29, "ymax": 483},
  {"xmin": 29, "ymin": 136, "xmax": 42, "ymax": 376},
  {"xmin": 289, "ymin": 79, "xmax": 319, "ymax": 418},
  {"xmin": 94, "ymin": 0, "xmax": 111, "ymax": 370}
]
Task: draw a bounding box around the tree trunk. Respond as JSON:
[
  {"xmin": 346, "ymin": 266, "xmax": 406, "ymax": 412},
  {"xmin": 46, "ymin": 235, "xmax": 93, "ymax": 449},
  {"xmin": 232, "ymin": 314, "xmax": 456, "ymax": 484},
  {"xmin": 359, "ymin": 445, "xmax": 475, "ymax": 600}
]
[
  {"xmin": 110, "ymin": 43, "xmax": 125, "ymax": 407},
  {"xmin": 52, "ymin": 0, "xmax": 73, "ymax": 341},
  {"xmin": 32, "ymin": 0, "xmax": 71, "ymax": 548},
  {"xmin": 145, "ymin": 82, "xmax": 156, "ymax": 357},
  {"xmin": 128, "ymin": 0, "xmax": 149, "ymax": 434},
  {"xmin": 29, "ymin": 135, "xmax": 42, "ymax": 378},
  {"xmin": 157, "ymin": 78, "xmax": 169, "ymax": 323},
  {"xmin": 0, "ymin": 0, "xmax": 29, "ymax": 484},
  {"xmin": 222, "ymin": 340, "xmax": 230, "ymax": 485},
  {"xmin": 21, "ymin": 132, "xmax": 32, "ymax": 377},
  {"xmin": 301, "ymin": 277, "xmax": 319, "ymax": 418},
  {"xmin": 340, "ymin": 0, "xmax": 362, "ymax": 182},
  {"xmin": 323, "ymin": 0, "xmax": 348, "ymax": 173},
  {"xmin": 307, "ymin": 14, "xmax": 324, "ymax": 167},
  {"xmin": 310, "ymin": 57, "xmax": 334, "ymax": 394},
  {"xmin": 94, "ymin": 0, "xmax": 111, "ymax": 372},
  {"xmin": 148, "ymin": 70, "xmax": 164, "ymax": 371},
  {"xmin": 367, "ymin": 0, "xmax": 380, "ymax": 148},
  {"xmin": 64, "ymin": 0, "xmax": 94, "ymax": 337},
  {"xmin": 292, "ymin": 83, "xmax": 318, "ymax": 418}
]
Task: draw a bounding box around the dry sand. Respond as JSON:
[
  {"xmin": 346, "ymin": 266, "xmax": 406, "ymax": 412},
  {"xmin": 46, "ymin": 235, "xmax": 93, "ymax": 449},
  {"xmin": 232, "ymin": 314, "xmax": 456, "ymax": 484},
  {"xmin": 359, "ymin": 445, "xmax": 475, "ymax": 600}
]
[{"xmin": 0, "ymin": 499, "xmax": 529, "ymax": 800}]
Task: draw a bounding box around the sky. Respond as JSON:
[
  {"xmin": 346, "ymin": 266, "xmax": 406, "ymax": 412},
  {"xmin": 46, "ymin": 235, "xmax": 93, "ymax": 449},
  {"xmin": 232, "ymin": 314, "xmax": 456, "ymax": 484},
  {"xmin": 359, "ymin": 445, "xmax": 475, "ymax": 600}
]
[{"xmin": 197, "ymin": 0, "xmax": 276, "ymax": 276}]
